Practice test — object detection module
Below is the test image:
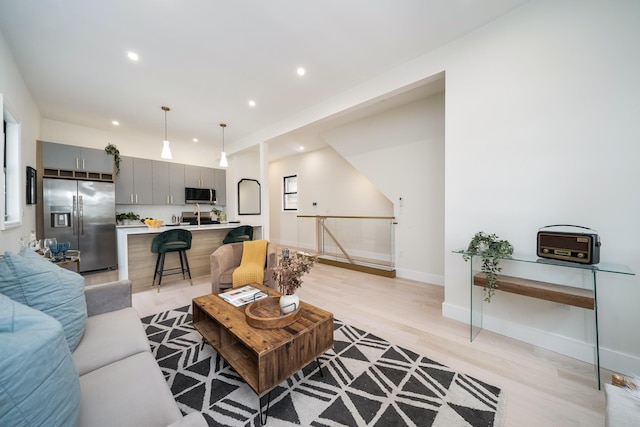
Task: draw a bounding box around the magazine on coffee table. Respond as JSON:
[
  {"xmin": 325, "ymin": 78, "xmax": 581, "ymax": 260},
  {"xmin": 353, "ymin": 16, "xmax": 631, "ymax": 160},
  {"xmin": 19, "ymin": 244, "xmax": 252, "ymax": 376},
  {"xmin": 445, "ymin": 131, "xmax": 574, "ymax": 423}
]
[{"xmin": 219, "ymin": 285, "xmax": 268, "ymax": 307}]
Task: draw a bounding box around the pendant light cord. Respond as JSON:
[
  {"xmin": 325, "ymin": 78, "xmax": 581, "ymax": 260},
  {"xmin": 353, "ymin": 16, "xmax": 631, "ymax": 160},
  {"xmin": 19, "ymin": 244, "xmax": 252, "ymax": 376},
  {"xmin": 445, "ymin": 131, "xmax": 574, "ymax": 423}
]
[{"xmin": 220, "ymin": 123, "xmax": 227, "ymax": 151}]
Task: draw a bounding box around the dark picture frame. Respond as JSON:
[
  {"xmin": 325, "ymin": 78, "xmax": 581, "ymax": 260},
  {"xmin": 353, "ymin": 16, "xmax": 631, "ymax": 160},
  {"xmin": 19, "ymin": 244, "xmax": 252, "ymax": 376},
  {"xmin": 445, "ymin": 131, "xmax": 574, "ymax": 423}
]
[
  {"xmin": 26, "ymin": 166, "xmax": 37, "ymax": 204},
  {"xmin": 238, "ymin": 178, "xmax": 260, "ymax": 215}
]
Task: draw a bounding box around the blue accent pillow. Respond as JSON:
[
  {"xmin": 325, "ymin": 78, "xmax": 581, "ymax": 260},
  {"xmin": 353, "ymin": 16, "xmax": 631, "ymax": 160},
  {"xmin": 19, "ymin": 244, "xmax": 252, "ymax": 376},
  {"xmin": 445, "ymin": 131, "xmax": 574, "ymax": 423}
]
[
  {"xmin": 0, "ymin": 250, "xmax": 87, "ymax": 351},
  {"xmin": 0, "ymin": 293, "xmax": 81, "ymax": 426}
]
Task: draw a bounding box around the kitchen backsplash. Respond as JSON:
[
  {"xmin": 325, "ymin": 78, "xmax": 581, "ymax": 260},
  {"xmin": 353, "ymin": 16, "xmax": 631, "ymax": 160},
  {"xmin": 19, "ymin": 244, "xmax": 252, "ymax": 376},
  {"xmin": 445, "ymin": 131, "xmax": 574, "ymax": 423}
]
[{"xmin": 116, "ymin": 204, "xmax": 226, "ymax": 224}]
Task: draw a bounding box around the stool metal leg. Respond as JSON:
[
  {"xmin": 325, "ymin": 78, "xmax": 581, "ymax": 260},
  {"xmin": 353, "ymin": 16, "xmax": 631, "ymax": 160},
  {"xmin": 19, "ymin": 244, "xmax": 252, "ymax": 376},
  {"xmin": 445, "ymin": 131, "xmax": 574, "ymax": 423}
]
[
  {"xmin": 157, "ymin": 252, "xmax": 166, "ymax": 293},
  {"xmin": 182, "ymin": 250, "xmax": 193, "ymax": 285},
  {"xmin": 152, "ymin": 253, "xmax": 162, "ymax": 287},
  {"xmin": 178, "ymin": 250, "xmax": 186, "ymax": 280}
]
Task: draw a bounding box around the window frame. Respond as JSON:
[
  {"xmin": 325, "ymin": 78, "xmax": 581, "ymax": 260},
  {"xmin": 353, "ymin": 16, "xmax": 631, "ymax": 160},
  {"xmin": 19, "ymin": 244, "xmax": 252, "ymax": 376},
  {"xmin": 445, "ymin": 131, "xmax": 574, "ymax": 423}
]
[
  {"xmin": 1, "ymin": 95, "xmax": 22, "ymax": 230},
  {"xmin": 283, "ymin": 174, "xmax": 298, "ymax": 211}
]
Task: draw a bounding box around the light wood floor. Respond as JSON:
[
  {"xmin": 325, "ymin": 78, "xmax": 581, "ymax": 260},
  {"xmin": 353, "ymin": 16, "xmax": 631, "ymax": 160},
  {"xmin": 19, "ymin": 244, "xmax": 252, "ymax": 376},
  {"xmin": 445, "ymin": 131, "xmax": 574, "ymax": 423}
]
[{"xmin": 86, "ymin": 264, "xmax": 607, "ymax": 426}]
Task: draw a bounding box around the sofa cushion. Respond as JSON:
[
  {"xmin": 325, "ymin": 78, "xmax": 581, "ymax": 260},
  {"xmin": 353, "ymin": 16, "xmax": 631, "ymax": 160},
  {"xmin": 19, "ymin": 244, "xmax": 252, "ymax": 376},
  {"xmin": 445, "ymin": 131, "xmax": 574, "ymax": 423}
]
[
  {"xmin": 0, "ymin": 250, "xmax": 87, "ymax": 351},
  {"xmin": 605, "ymin": 383, "xmax": 640, "ymax": 427},
  {"xmin": 0, "ymin": 293, "xmax": 81, "ymax": 426},
  {"xmin": 73, "ymin": 307, "xmax": 150, "ymax": 376},
  {"xmin": 78, "ymin": 352, "xmax": 182, "ymax": 427}
]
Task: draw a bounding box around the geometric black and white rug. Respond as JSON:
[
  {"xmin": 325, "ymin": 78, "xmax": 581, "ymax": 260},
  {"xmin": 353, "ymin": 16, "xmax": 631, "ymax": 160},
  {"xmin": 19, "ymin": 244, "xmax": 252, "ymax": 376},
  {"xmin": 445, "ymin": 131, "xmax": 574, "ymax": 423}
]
[{"xmin": 142, "ymin": 306, "xmax": 506, "ymax": 427}]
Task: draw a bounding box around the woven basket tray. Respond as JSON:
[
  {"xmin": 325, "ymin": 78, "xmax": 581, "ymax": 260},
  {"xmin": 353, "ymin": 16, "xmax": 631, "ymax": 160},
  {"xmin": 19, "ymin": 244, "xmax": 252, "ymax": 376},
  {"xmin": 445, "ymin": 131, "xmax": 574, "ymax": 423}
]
[{"xmin": 245, "ymin": 297, "xmax": 301, "ymax": 329}]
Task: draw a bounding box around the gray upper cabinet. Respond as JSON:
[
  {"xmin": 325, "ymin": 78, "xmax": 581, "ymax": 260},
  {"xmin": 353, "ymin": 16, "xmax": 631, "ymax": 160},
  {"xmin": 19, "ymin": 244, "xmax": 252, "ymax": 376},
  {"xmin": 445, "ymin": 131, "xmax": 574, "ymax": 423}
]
[
  {"xmin": 41, "ymin": 141, "xmax": 113, "ymax": 174},
  {"xmin": 184, "ymin": 165, "xmax": 201, "ymax": 188},
  {"xmin": 201, "ymin": 168, "xmax": 216, "ymax": 189},
  {"xmin": 184, "ymin": 165, "xmax": 216, "ymax": 188},
  {"xmin": 152, "ymin": 161, "xmax": 185, "ymax": 205},
  {"xmin": 214, "ymin": 168, "xmax": 226, "ymax": 206},
  {"xmin": 115, "ymin": 156, "xmax": 152, "ymax": 204}
]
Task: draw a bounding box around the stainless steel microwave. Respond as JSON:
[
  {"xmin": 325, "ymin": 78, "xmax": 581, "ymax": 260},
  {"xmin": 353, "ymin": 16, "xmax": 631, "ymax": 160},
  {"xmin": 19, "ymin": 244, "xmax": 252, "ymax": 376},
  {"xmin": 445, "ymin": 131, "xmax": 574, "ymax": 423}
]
[{"xmin": 185, "ymin": 187, "xmax": 216, "ymax": 204}]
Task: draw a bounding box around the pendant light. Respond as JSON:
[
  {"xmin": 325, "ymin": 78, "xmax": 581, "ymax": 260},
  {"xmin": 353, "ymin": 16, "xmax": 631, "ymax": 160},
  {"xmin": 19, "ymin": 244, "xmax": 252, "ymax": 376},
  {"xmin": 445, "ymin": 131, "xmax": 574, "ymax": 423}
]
[
  {"xmin": 219, "ymin": 123, "xmax": 228, "ymax": 167},
  {"xmin": 160, "ymin": 106, "xmax": 172, "ymax": 159}
]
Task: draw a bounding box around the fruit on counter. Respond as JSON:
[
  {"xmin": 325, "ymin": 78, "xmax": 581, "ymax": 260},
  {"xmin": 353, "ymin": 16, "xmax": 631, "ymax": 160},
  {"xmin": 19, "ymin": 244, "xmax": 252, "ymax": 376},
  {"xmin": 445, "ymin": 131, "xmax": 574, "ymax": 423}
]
[{"xmin": 144, "ymin": 218, "xmax": 164, "ymax": 228}]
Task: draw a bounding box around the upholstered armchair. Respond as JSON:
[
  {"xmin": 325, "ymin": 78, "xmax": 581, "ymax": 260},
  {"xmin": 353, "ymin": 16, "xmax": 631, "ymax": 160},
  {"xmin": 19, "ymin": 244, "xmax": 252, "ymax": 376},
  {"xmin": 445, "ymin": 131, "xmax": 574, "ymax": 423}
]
[{"xmin": 210, "ymin": 241, "xmax": 277, "ymax": 294}]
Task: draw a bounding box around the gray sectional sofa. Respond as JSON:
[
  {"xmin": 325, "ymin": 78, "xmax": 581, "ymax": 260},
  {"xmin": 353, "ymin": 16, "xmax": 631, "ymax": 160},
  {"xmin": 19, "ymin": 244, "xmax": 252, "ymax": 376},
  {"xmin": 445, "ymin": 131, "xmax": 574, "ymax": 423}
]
[{"xmin": 0, "ymin": 250, "xmax": 207, "ymax": 426}]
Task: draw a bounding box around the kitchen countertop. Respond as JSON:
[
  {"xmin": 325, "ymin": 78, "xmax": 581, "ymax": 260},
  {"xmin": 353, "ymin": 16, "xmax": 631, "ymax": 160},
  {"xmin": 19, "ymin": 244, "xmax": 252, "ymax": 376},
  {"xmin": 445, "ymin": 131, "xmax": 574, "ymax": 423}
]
[
  {"xmin": 115, "ymin": 222, "xmax": 260, "ymax": 285},
  {"xmin": 116, "ymin": 222, "xmax": 241, "ymax": 233}
]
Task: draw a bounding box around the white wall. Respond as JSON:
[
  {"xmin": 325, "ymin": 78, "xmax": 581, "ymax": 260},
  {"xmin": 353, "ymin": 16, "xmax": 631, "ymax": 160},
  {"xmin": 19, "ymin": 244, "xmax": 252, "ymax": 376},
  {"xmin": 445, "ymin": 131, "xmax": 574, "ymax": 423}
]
[
  {"xmin": 226, "ymin": 149, "xmax": 264, "ymax": 229},
  {"xmin": 41, "ymin": 119, "xmax": 220, "ymax": 169},
  {"xmin": 268, "ymin": 146, "xmax": 393, "ymax": 251},
  {"xmin": 440, "ymin": 0, "xmax": 640, "ymax": 373},
  {"xmin": 0, "ymin": 30, "xmax": 41, "ymax": 253},
  {"xmin": 254, "ymin": 0, "xmax": 640, "ymax": 374},
  {"xmin": 326, "ymin": 94, "xmax": 445, "ymax": 284}
]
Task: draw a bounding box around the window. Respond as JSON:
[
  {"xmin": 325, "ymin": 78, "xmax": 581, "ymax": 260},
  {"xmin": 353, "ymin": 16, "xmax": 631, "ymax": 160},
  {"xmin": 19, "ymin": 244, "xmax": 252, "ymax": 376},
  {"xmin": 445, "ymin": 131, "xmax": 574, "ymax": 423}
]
[
  {"xmin": 1, "ymin": 95, "xmax": 21, "ymax": 229},
  {"xmin": 283, "ymin": 175, "xmax": 297, "ymax": 211}
]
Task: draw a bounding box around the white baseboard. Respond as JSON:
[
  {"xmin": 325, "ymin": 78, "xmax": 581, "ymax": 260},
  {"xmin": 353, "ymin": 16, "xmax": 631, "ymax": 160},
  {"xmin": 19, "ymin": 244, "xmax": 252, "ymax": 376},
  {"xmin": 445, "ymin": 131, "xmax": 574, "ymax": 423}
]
[
  {"xmin": 396, "ymin": 268, "xmax": 444, "ymax": 286},
  {"xmin": 442, "ymin": 302, "xmax": 640, "ymax": 375}
]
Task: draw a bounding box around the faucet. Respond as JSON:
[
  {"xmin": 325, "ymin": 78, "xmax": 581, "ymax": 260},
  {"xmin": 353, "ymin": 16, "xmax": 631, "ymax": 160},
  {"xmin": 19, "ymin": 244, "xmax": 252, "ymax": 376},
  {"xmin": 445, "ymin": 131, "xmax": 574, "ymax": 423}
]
[{"xmin": 194, "ymin": 203, "xmax": 200, "ymax": 228}]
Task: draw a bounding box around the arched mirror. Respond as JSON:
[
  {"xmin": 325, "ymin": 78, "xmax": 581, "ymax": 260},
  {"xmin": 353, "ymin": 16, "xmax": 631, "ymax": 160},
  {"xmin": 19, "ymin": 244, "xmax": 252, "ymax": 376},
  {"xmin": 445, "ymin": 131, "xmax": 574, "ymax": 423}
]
[{"xmin": 238, "ymin": 179, "xmax": 261, "ymax": 215}]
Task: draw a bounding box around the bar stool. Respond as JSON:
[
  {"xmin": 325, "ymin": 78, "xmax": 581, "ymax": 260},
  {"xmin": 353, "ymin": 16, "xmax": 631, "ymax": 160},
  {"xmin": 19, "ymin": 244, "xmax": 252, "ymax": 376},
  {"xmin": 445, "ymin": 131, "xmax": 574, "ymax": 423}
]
[
  {"xmin": 151, "ymin": 229, "xmax": 192, "ymax": 292},
  {"xmin": 223, "ymin": 225, "xmax": 254, "ymax": 244}
]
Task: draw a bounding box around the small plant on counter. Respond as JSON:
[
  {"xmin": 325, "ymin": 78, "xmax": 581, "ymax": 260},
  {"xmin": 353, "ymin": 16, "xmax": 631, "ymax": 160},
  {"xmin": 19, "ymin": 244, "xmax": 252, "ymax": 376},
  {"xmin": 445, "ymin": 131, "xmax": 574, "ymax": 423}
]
[
  {"xmin": 104, "ymin": 143, "xmax": 121, "ymax": 175},
  {"xmin": 116, "ymin": 211, "xmax": 141, "ymax": 224},
  {"xmin": 462, "ymin": 231, "xmax": 514, "ymax": 302}
]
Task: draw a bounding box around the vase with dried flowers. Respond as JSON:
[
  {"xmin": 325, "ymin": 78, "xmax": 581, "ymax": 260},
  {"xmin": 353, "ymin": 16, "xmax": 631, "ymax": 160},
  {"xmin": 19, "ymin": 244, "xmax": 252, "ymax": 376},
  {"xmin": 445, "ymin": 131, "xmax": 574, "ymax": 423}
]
[{"xmin": 272, "ymin": 248, "xmax": 316, "ymax": 313}]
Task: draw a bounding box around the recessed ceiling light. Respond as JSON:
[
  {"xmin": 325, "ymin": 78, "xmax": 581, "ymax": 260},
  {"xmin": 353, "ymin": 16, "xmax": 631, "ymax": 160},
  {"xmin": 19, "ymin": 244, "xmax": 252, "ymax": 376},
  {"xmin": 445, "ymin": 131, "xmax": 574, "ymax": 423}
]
[
  {"xmin": 296, "ymin": 67, "xmax": 306, "ymax": 76},
  {"xmin": 112, "ymin": 120, "xmax": 120, "ymax": 126},
  {"xmin": 193, "ymin": 138, "xmax": 199, "ymax": 143},
  {"xmin": 248, "ymin": 100, "xmax": 256, "ymax": 107},
  {"xmin": 127, "ymin": 51, "xmax": 139, "ymax": 61},
  {"xmin": 299, "ymin": 146, "xmax": 305, "ymax": 151}
]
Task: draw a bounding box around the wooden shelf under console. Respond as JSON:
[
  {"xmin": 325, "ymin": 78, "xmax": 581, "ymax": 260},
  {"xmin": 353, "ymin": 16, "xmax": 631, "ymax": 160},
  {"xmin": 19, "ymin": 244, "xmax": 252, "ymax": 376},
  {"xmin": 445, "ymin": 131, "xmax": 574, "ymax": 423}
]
[
  {"xmin": 473, "ymin": 272, "xmax": 594, "ymax": 309},
  {"xmin": 457, "ymin": 250, "xmax": 634, "ymax": 390}
]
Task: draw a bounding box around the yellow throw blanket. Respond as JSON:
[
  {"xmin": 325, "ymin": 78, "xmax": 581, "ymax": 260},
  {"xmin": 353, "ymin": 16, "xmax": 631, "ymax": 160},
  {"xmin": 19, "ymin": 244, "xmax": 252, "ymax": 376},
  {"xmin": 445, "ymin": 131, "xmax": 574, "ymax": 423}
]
[{"xmin": 232, "ymin": 240, "xmax": 267, "ymax": 287}]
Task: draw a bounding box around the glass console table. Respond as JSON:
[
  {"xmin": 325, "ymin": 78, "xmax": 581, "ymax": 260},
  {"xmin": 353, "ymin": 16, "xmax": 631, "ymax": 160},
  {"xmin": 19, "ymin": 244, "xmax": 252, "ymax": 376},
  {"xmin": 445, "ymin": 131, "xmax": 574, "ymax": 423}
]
[{"xmin": 454, "ymin": 250, "xmax": 634, "ymax": 389}]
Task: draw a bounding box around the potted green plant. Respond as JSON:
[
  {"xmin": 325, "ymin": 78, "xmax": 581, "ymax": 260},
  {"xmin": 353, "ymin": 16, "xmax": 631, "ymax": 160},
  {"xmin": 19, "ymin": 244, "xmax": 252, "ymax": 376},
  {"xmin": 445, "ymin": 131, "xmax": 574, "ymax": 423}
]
[
  {"xmin": 462, "ymin": 231, "xmax": 514, "ymax": 302},
  {"xmin": 105, "ymin": 143, "xmax": 121, "ymax": 175},
  {"xmin": 116, "ymin": 211, "xmax": 141, "ymax": 225}
]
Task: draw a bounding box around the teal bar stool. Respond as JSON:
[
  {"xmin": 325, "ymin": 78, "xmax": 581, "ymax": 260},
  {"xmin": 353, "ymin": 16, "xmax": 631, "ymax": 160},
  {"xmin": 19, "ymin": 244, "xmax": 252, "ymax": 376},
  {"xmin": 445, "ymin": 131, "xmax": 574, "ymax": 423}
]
[
  {"xmin": 151, "ymin": 229, "xmax": 192, "ymax": 292},
  {"xmin": 223, "ymin": 225, "xmax": 254, "ymax": 244}
]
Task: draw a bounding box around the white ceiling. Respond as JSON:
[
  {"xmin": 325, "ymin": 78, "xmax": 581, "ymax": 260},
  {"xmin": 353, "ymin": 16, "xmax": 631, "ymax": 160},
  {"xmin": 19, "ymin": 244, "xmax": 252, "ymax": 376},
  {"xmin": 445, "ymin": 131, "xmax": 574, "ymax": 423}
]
[{"xmin": 0, "ymin": 0, "xmax": 528, "ymax": 160}]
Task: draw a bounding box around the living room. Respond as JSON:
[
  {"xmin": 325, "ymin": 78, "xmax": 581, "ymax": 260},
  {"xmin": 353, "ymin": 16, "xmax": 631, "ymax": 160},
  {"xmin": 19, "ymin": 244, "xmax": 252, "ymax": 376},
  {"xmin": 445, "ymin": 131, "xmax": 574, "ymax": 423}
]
[{"xmin": 1, "ymin": 1, "xmax": 639, "ymax": 426}]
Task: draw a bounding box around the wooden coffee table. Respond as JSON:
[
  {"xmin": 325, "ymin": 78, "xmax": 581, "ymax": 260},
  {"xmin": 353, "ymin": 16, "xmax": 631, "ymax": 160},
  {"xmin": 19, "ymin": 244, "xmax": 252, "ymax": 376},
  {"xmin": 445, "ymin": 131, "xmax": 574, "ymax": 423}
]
[{"xmin": 192, "ymin": 284, "xmax": 333, "ymax": 422}]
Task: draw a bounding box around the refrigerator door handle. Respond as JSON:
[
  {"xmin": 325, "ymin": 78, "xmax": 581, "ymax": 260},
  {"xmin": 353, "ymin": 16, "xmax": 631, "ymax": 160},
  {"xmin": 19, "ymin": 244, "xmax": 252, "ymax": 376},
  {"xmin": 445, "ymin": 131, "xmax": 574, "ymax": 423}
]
[
  {"xmin": 72, "ymin": 195, "xmax": 78, "ymax": 236},
  {"xmin": 79, "ymin": 195, "xmax": 84, "ymax": 235}
]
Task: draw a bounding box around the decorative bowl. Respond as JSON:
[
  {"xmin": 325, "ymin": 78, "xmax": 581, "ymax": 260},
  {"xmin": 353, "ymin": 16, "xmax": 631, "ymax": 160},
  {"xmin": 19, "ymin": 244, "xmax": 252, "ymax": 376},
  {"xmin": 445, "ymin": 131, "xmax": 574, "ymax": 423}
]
[
  {"xmin": 144, "ymin": 219, "xmax": 164, "ymax": 228},
  {"xmin": 245, "ymin": 297, "xmax": 301, "ymax": 329}
]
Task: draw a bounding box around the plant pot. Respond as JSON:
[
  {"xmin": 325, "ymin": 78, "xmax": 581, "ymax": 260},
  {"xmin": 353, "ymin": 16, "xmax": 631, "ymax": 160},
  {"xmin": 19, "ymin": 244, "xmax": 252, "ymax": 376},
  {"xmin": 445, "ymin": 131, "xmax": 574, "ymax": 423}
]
[{"xmin": 279, "ymin": 294, "xmax": 299, "ymax": 314}]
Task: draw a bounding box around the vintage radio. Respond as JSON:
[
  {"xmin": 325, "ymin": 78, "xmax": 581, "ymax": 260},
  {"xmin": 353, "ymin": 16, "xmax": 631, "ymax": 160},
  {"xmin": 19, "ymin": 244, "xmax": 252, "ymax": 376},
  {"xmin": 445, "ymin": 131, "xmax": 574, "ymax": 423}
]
[{"xmin": 537, "ymin": 225, "xmax": 601, "ymax": 265}]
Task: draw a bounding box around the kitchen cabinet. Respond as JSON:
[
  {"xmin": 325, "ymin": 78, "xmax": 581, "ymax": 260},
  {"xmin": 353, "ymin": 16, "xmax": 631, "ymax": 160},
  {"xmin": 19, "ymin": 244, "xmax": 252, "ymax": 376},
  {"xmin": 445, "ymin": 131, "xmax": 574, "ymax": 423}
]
[
  {"xmin": 184, "ymin": 165, "xmax": 216, "ymax": 188},
  {"xmin": 152, "ymin": 161, "xmax": 185, "ymax": 205},
  {"xmin": 41, "ymin": 141, "xmax": 113, "ymax": 174},
  {"xmin": 115, "ymin": 156, "xmax": 152, "ymax": 204},
  {"xmin": 214, "ymin": 168, "xmax": 226, "ymax": 206}
]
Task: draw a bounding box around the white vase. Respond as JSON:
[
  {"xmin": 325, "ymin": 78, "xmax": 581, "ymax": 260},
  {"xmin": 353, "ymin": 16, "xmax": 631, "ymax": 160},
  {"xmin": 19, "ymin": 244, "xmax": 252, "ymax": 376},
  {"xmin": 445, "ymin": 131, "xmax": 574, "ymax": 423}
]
[{"xmin": 279, "ymin": 294, "xmax": 299, "ymax": 314}]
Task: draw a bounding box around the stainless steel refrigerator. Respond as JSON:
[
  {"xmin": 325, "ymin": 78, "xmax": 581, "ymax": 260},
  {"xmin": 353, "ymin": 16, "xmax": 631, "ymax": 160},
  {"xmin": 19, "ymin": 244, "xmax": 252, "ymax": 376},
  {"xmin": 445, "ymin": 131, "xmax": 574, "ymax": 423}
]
[{"xmin": 43, "ymin": 178, "xmax": 116, "ymax": 272}]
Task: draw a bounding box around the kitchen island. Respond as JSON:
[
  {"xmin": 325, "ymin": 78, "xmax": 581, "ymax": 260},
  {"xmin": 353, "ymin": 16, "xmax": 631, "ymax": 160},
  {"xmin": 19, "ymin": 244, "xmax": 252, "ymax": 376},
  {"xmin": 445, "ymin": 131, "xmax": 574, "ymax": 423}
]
[{"xmin": 116, "ymin": 223, "xmax": 260, "ymax": 292}]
